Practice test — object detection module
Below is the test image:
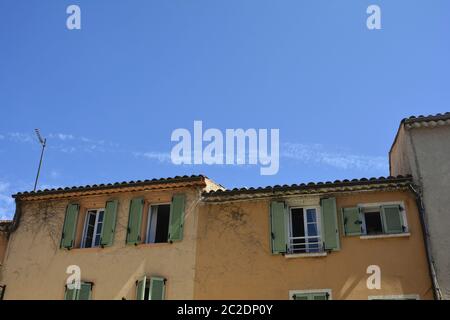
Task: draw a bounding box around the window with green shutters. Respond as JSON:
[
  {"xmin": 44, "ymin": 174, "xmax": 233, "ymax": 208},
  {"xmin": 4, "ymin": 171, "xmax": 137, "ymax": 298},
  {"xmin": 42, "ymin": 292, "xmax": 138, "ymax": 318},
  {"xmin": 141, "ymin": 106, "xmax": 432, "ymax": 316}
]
[
  {"xmin": 100, "ymin": 200, "xmax": 118, "ymax": 247},
  {"xmin": 168, "ymin": 194, "xmax": 185, "ymax": 242},
  {"xmin": 271, "ymin": 200, "xmax": 341, "ymax": 255},
  {"xmin": 64, "ymin": 282, "xmax": 93, "ymax": 300},
  {"xmin": 60, "ymin": 204, "xmax": 80, "ymax": 249},
  {"xmin": 135, "ymin": 276, "xmax": 166, "ymax": 300},
  {"xmin": 342, "ymin": 203, "xmax": 407, "ymax": 237},
  {"xmin": 291, "ymin": 290, "xmax": 330, "ymax": 300},
  {"xmin": 127, "ymin": 197, "xmax": 144, "ymax": 245}
]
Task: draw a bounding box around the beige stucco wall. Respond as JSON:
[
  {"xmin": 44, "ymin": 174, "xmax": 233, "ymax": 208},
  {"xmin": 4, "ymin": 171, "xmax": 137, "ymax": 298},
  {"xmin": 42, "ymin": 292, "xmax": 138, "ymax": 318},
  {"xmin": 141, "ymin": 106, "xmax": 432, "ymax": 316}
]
[
  {"xmin": 194, "ymin": 190, "xmax": 433, "ymax": 300},
  {"xmin": 1, "ymin": 187, "xmax": 203, "ymax": 300},
  {"xmin": 0, "ymin": 230, "xmax": 8, "ymax": 266},
  {"xmin": 389, "ymin": 126, "xmax": 413, "ymax": 177},
  {"xmin": 390, "ymin": 124, "xmax": 450, "ymax": 299}
]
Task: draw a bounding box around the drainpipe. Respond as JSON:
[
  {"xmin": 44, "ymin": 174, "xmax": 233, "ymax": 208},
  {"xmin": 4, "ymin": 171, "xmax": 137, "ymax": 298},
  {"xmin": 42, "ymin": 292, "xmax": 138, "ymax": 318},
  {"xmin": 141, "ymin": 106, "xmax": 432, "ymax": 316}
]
[{"xmin": 408, "ymin": 183, "xmax": 442, "ymax": 300}]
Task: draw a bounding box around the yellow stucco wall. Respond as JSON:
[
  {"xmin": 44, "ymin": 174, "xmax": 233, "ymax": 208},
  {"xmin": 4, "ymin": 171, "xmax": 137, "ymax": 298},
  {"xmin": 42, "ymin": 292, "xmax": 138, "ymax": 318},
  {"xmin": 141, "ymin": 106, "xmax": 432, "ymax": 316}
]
[
  {"xmin": 1, "ymin": 187, "xmax": 203, "ymax": 300},
  {"xmin": 194, "ymin": 190, "xmax": 434, "ymax": 300}
]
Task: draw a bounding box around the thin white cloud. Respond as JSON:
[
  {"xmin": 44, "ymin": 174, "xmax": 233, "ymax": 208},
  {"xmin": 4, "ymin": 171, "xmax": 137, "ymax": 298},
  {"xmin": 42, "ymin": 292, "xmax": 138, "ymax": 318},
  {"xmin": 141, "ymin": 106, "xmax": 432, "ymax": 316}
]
[
  {"xmin": 7, "ymin": 132, "xmax": 33, "ymax": 143},
  {"xmin": 48, "ymin": 133, "xmax": 74, "ymax": 141},
  {"xmin": 282, "ymin": 142, "xmax": 388, "ymax": 172},
  {"xmin": 133, "ymin": 151, "xmax": 171, "ymax": 163}
]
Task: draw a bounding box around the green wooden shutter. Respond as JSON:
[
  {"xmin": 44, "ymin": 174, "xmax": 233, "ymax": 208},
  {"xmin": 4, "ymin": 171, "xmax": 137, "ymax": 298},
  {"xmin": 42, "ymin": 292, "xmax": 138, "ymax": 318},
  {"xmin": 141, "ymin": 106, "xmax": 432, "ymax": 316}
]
[
  {"xmin": 293, "ymin": 293, "xmax": 309, "ymax": 300},
  {"xmin": 64, "ymin": 287, "xmax": 77, "ymax": 300},
  {"xmin": 381, "ymin": 205, "xmax": 404, "ymax": 234},
  {"xmin": 149, "ymin": 277, "xmax": 165, "ymax": 300},
  {"xmin": 101, "ymin": 200, "xmax": 118, "ymax": 247},
  {"xmin": 78, "ymin": 282, "xmax": 92, "ymax": 300},
  {"xmin": 270, "ymin": 201, "xmax": 287, "ymax": 254},
  {"xmin": 168, "ymin": 194, "xmax": 185, "ymax": 242},
  {"xmin": 321, "ymin": 198, "xmax": 340, "ymax": 251},
  {"xmin": 136, "ymin": 276, "xmax": 146, "ymax": 300},
  {"xmin": 342, "ymin": 207, "xmax": 362, "ymax": 236},
  {"xmin": 0, "ymin": 285, "xmax": 5, "ymax": 300},
  {"xmin": 60, "ymin": 204, "xmax": 79, "ymax": 249},
  {"xmin": 312, "ymin": 293, "xmax": 328, "ymax": 300},
  {"xmin": 126, "ymin": 198, "xmax": 144, "ymax": 245}
]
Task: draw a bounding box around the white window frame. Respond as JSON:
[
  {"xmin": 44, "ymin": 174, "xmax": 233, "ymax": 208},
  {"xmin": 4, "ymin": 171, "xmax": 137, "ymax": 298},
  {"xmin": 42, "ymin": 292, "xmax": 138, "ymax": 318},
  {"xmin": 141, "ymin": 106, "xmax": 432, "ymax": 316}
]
[
  {"xmin": 287, "ymin": 206, "xmax": 322, "ymax": 254},
  {"xmin": 145, "ymin": 203, "xmax": 171, "ymax": 244},
  {"xmin": 368, "ymin": 294, "xmax": 420, "ymax": 300},
  {"xmin": 358, "ymin": 201, "xmax": 409, "ymax": 237},
  {"xmin": 289, "ymin": 289, "xmax": 332, "ymax": 300},
  {"xmin": 81, "ymin": 208, "xmax": 105, "ymax": 248}
]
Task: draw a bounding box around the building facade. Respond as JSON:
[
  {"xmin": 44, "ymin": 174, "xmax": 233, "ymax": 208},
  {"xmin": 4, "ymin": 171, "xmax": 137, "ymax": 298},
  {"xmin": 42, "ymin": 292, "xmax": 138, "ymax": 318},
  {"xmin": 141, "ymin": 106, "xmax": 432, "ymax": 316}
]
[
  {"xmin": 390, "ymin": 112, "xmax": 450, "ymax": 299},
  {"xmin": 0, "ymin": 175, "xmax": 222, "ymax": 300},
  {"xmin": 195, "ymin": 176, "xmax": 433, "ymax": 300},
  {"xmin": 0, "ymin": 220, "xmax": 11, "ymax": 299}
]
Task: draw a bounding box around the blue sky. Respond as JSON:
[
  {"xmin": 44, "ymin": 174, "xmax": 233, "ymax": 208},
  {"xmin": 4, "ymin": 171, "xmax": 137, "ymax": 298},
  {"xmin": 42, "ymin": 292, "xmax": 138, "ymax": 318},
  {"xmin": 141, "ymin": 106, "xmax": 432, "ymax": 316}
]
[{"xmin": 1, "ymin": 1, "xmax": 449, "ymax": 219}]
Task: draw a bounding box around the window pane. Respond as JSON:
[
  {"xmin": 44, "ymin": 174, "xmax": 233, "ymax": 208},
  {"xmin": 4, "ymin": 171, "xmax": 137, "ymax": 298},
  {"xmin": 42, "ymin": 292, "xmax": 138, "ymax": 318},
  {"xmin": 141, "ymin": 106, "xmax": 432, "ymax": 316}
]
[
  {"xmin": 307, "ymin": 223, "xmax": 318, "ymax": 236},
  {"xmin": 306, "ymin": 209, "xmax": 316, "ymax": 223},
  {"xmin": 291, "ymin": 209, "xmax": 305, "ymax": 237},
  {"xmin": 291, "ymin": 209, "xmax": 305, "ymax": 253},
  {"xmin": 84, "ymin": 213, "xmax": 96, "ymax": 248}
]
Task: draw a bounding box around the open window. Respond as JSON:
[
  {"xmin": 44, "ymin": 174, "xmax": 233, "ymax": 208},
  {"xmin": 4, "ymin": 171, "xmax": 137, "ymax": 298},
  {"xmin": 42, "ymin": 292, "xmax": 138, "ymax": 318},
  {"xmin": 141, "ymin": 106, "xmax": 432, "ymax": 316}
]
[
  {"xmin": 288, "ymin": 207, "xmax": 322, "ymax": 254},
  {"xmin": 81, "ymin": 209, "xmax": 105, "ymax": 248},
  {"xmin": 146, "ymin": 204, "xmax": 171, "ymax": 243},
  {"xmin": 342, "ymin": 203, "xmax": 408, "ymax": 237},
  {"xmin": 136, "ymin": 276, "xmax": 166, "ymax": 300},
  {"xmin": 64, "ymin": 282, "xmax": 93, "ymax": 300},
  {"xmin": 270, "ymin": 198, "xmax": 339, "ymax": 255}
]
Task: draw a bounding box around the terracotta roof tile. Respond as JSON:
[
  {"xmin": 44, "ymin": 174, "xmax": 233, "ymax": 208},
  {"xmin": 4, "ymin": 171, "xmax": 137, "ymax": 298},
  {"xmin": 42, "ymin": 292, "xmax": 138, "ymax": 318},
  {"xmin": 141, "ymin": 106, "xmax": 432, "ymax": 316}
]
[
  {"xmin": 13, "ymin": 175, "xmax": 208, "ymax": 199},
  {"xmin": 202, "ymin": 175, "xmax": 413, "ymax": 199}
]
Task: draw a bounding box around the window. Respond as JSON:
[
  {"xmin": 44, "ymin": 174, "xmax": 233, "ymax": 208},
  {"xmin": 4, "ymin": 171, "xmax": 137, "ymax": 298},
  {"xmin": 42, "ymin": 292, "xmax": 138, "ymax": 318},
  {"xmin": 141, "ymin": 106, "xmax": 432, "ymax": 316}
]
[
  {"xmin": 270, "ymin": 198, "xmax": 339, "ymax": 255},
  {"xmin": 290, "ymin": 289, "xmax": 331, "ymax": 300},
  {"xmin": 81, "ymin": 209, "xmax": 104, "ymax": 248},
  {"xmin": 342, "ymin": 203, "xmax": 407, "ymax": 237},
  {"xmin": 288, "ymin": 207, "xmax": 322, "ymax": 254},
  {"xmin": 136, "ymin": 276, "xmax": 166, "ymax": 300},
  {"xmin": 146, "ymin": 204, "xmax": 171, "ymax": 243},
  {"xmin": 126, "ymin": 194, "xmax": 186, "ymax": 245},
  {"xmin": 64, "ymin": 282, "xmax": 93, "ymax": 300},
  {"xmin": 364, "ymin": 210, "xmax": 383, "ymax": 235}
]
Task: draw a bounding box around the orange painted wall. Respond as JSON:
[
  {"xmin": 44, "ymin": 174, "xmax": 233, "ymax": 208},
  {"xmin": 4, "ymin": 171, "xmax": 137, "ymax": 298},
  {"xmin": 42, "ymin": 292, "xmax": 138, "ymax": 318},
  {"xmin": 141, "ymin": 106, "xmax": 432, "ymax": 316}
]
[{"xmin": 194, "ymin": 190, "xmax": 433, "ymax": 300}]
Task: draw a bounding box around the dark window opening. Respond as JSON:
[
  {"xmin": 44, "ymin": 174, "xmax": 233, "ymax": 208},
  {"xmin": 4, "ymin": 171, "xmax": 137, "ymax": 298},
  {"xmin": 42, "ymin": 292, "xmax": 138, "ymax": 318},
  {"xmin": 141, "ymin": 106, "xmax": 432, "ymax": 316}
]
[
  {"xmin": 291, "ymin": 208, "xmax": 305, "ymax": 253},
  {"xmin": 364, "ymin": 211, "xmax": 383, "ymax": 235},
  {"xmin": 147, "ymin": 204, "xmax": 171, "ymax": 243}
]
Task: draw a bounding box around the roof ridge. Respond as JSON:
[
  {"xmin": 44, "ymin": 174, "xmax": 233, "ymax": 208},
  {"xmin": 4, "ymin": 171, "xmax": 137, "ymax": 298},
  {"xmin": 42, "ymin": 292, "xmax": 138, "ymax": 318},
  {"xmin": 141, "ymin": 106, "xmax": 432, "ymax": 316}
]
[
  {"xmin": 14, "ymin": 174, "xmax": 209, "ymax": 198},
  {"xmin": 203, "ymin": 175, "xmax": 413, "ymax": 196},
  {"xmin": 402, "ymin": 112, "xmax": 450, "ymax": 124}
]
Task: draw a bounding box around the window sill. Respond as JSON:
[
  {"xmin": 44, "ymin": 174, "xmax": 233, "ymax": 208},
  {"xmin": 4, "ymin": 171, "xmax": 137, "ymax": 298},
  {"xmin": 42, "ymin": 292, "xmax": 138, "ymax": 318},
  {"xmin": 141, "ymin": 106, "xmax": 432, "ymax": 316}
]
[
  {"xmin": 360, "ymin": 232, "xmax": 410, "ymax": 240},
  {"xmin": 285, "ymin": 252, "xmax": 327, "ymax": 259},
  {"xmin": 69, "ymin": 247, "xmax": 104, "ymax": 252}
]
